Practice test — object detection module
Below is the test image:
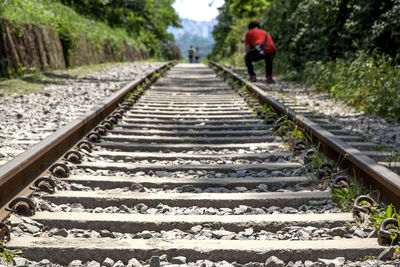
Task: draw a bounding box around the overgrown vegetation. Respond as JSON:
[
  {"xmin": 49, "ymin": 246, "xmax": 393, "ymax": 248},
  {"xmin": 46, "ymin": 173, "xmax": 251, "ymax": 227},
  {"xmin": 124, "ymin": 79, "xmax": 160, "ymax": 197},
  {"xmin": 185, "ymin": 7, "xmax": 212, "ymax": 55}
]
[
  {"xmin": 210, "ymin": 0, "xmax": 400, "ymax": 121},
  {"xmin": 303, "ymin": 51, "xmax": 400, "ymax": 121},
  {"xmin": 0, "ymin": 0, "xmax": 181, "ymax": 59}
]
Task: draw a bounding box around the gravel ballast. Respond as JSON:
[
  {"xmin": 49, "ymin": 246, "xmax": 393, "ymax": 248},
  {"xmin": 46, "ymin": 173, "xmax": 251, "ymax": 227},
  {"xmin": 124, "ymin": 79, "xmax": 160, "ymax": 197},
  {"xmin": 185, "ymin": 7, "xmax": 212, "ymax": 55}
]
[{"xmin": 0, "ymin": 62, "xmax": 163, "ymax": 159}]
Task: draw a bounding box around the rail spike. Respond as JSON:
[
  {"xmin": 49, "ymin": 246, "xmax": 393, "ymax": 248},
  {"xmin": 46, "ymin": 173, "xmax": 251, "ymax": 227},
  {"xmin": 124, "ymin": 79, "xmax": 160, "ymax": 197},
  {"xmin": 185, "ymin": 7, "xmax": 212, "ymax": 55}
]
[
  {"xmin": 106, "ymin": 115, "xmax": 118, "ymax": 124},
  {"xmin": 6, "ymin": 196, "xmax": 36, "ymax": 216},
  {"xmin": 49, "ymin": 162, "xmax": 70, "ymax": 178},
  {"xmin": 352, "ymin": 195, "xmax": 378, "ymax": 217},
  {"xmin": 293, "ymin": 141, "xmax": 306, "ymax": 152},
  {"xmin": 332, "ymin": 175, "xmax": 351, "ymax": 189},
  {"xmin": 64, "ymin": 150, "xmax": 82, "ymax": 164},
  {"xmin": 33, "ymin": 176, "xmax": 57, "ymax": 194},
  {"xmin": 0, "ymin": 222, "xmax": 10, "ymax": 242},
  {"xmin": 101, "ymin": 120, "xmax": 114, "ymax": 130},
  {"xmin": 112, "ymin": 111, "xmax": 123, "ymax": 119},
  {"xmin": 94, "ymin": 125, "xmax": 108, "ymax": 136},
  {"xmin": 303, "ymin": 149, "xmax": 315, "ymax": 164},
  {"xmin": 77, "ymin": 140, "xmax": 93, "ymax": 153},
  {"xmin": 378, "ymin": 218, "xmax": 400, "ymax": 245},
  {"xmin": 86, "ymin": 131, "xmax": 101, "ymax": 143}
]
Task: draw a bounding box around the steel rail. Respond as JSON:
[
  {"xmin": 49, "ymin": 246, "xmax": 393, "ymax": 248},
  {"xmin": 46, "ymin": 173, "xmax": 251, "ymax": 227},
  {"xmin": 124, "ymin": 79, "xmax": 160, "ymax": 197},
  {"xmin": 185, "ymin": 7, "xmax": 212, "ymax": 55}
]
[
  {"xmin": 211, "ymin": 61, "xmax": 400, "ymax": 207},
  {"xmin": 0, "ymin": 62, "xmax": 172, "ymax": 220}
]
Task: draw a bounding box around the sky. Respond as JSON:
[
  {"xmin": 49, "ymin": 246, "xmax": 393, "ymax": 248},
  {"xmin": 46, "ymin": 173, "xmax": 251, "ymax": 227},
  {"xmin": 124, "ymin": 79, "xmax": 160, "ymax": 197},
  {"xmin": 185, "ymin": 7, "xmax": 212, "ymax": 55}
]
[{"xmin": 173, "ymin": 0, "xmax": 225, "ymax": 22}]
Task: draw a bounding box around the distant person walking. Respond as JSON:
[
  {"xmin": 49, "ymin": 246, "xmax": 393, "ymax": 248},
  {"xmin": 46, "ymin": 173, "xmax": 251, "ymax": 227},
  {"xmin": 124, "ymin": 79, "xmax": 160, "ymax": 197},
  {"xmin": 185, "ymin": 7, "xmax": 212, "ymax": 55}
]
[
  {"xmin": 188, "ymin": 45, "xmax": 195, "ymax": 63},
  {"xmin": 195, "ymin": 47, "xmax": 200, "ymax": 63},
  {"xmin": 244, "ymin": 21, "xmax": 276, "ymax": 83}
]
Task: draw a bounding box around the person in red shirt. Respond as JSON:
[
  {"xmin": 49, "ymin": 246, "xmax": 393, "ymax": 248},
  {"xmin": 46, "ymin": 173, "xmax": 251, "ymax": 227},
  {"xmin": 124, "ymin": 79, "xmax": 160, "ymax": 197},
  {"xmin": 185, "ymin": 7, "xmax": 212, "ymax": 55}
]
[{"xmin": 245, "ymin": 21, "xmax": 276, "ymax": 83}]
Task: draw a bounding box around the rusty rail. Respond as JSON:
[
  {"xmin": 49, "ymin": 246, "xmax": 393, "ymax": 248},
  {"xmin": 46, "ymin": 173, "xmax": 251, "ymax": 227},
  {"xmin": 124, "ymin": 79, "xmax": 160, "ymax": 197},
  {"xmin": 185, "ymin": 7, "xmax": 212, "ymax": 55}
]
[
  {"xmin": 211, "ymin": 61, "xmax": 400, "ymax": 207},
  {"xmin": 0, "ymin": 62, "xmax": 172, "ymax": 220}
]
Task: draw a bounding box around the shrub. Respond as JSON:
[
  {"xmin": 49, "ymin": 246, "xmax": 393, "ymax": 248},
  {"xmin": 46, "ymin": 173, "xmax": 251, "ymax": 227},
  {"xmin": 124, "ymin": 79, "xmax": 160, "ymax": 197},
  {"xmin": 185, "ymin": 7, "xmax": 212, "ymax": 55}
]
[{"xmin": 303, "ymin": 51, "xmax": 400, "ymax": 121}]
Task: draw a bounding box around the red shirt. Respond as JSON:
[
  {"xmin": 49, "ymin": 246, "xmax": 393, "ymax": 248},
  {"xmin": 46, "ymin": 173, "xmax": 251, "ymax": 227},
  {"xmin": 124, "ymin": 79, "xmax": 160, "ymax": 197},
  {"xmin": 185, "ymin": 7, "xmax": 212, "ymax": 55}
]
[{"xmin": 245, "ymin": 28, "xmax": 276, "ymax": 53}]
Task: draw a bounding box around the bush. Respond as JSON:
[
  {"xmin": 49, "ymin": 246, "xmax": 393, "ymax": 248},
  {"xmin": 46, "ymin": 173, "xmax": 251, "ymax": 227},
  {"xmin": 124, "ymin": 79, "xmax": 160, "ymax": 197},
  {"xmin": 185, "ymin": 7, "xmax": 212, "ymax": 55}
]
[
  {"xmin": 303, "ymin": 51, "xmax": 400, "ymax": 121},
  {"xmin": 161, "ymin": 42, "xmax": 181, "ymax": 60}
]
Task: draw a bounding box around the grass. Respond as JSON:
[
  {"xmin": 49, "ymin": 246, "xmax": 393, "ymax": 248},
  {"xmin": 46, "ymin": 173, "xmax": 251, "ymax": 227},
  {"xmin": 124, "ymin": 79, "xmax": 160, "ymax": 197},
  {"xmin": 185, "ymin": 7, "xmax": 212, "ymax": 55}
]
[
  {"xmin": 331, "ymin": 184, "xmax": 366, "ymax": 212},
  {"xmin": 0, "ymin": 78, "xmax": 41, "ymax": 95},
  {"xmin": 0, "ymin": 241, "xmax": 20, "ymax": 262}
]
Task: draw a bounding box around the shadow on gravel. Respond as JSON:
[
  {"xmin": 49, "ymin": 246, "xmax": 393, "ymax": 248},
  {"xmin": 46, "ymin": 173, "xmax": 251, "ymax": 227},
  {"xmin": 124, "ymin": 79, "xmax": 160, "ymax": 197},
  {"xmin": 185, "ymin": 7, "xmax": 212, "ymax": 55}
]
[
  {"xmin": 43, "ymin": 72, "xmax": 125, "ymax": 84},
  {"xmin": 19, "ymin": 75, "xmax": 65, "ymax": 85},
  {"xmin": 42, "ymin": 72, "xmax": 78, "ymax": 80}
]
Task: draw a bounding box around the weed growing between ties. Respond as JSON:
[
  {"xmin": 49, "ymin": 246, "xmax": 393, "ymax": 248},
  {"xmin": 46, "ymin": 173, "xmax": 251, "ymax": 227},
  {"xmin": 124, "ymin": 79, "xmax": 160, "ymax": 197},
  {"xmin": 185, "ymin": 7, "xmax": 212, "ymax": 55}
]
[
  {"xmin": 271, "ymin": 116, "xmax": 304, "ymax": 148},
  {"xmin": 0, "ymin": 241, "xmax": 21, "ymax": 262},
  {"xmin": 331, "ymin": 177, "xmax": 400, "ymax": 258},
  {"xmin": 331, "ymin": 183, "xmax": 366, "ymax": 212},
  {"xmin": 335, "ymin": 177, "xmax": 400, "ymax": 253},
  {"xmin": 361, "ymin": 200, "xmax": 400, "ymax": 252}
]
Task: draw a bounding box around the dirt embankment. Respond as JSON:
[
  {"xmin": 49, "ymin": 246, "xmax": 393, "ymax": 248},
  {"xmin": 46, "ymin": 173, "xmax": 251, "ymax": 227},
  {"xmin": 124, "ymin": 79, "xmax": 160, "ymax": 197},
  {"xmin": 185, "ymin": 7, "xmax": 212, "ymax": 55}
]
[{"xmin": 0, "ymin": 17, "xmax": 148, "ymax": 77}]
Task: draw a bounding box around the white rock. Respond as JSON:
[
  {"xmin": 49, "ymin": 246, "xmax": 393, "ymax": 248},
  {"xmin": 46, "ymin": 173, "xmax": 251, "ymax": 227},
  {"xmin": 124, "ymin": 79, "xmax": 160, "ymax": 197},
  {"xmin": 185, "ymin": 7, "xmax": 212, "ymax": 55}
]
[
  {"xmin": 211, "ymin": 229, "xmax": 233, "ymax": 238},
  {"xmin": 127, "ymin": 258, "xmax": 143, "ymax": 267},
  {"xmin": 317, "ymin": 257, "xmax": 345, "ymax": 267},
  {"xmin": 102, "ymin": 257, "xmax": 115, "ymax": 267},
  {"xmin": 113, "ymin": 260, "xmax": 125, "ymax": 267},
  {"xmin": 265, "ymin": 256, "xmax": 284, "ymax": 267}
]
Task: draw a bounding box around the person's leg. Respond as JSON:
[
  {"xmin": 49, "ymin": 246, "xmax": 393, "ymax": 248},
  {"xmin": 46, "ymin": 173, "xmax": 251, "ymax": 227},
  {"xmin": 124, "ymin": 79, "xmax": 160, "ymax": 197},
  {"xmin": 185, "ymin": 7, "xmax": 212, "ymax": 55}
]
[
  {"xmin": 245, "ymin": 50, "xmax": 262, "ymax": 77},
  {"xmin": 265, "ymin": 53, "xmax": 275, "ymax": 83},
  {"xmin": 265, "ymin": 53, "xmax": 275, "ymax": 78}
]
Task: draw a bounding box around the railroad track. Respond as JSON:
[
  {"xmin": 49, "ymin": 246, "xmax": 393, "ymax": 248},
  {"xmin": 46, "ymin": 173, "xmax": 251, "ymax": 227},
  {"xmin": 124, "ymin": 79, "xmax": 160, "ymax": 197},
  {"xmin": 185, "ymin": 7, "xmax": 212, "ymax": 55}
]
[{"xmin": 0, "ymin": 63, "xmax": 399, "ymax": 266}]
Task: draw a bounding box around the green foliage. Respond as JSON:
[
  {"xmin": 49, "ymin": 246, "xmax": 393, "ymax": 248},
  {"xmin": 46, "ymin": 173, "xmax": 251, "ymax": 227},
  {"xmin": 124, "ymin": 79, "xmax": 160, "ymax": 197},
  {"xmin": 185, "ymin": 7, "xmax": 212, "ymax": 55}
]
[
  {"xmin": 226, "ymin": 0, "xmax": 270, "ymax": 18},
  {"xmin": 0, "ymin": 241, "xmax": 20, "ymax": 262},
  {"xmin": 58, "ymin": 0, "xmax": 180, "ymax": 56},
  {"xmin": 302, "ymin": 51, "xmax": 400, "ymax": 121},
  {"xmin": 370, "ymin": 204, "xmax": 400, "ymax": 247},
  {"xmin": 271, "ymin": 116, "xmax": 305, "ymax": 146},
  {"xmin": 257, "ymin": 104, "xmax": 276, "ymax": 118},
  {"xmin": 212, "ymin": 0, "xmax": 400, "ymax": 63},
  {"xmin": 0, "ymin": 0, "xmax": 181, "ymax": 60},
  {"xmin": 210, "ymin": 4, "xmax": 235, "ymax": 61},
  {"xmin": 0, "ymin": 0, "xmax": 140, "ymax": 49},
  {"xmin": 331, "ymin": 184, "xmax": 365, "ymax": 211},
  {"xmin": 136, "ymin": 85, "xmax": 144, "ymax": 94},
  {"xmin": 263, "ymin": 0, "xmax": 400, "ymax": 68},
  {"xmin": 371, "ymin": 204, "xmax": 400, "ymax": 229},
  {"xmin": 161, "ymin": 42, "xmax": 181, "ymax": 60},
  {"xmin": 124, "ymin": 91, "xmax": 133, "ymax": 101}
]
